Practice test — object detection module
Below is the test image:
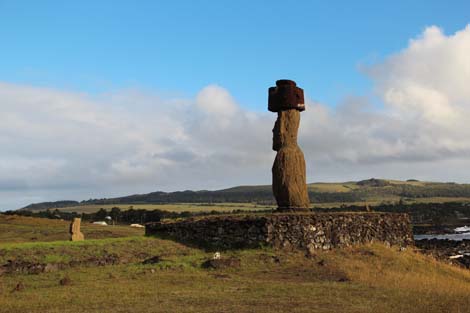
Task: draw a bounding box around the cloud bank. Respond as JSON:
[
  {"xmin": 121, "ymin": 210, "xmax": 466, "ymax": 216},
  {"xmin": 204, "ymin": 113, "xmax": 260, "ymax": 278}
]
[{"xmin": 1, "ymin": 25, "xmax": 470, "ymax": 209}]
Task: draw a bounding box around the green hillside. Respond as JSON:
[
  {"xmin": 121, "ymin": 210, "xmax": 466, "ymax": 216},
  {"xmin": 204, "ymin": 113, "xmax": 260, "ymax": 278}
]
[{"xmin": 20, "ymin": 179, "xmax": 470, "ymax": 213}]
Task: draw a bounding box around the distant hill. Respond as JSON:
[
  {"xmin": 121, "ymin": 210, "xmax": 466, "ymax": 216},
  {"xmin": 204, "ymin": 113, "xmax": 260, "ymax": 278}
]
[
  {"xmin": 19, "ymin": 178, "xmax": 470, "ymax": 212},
  {"xmin": 21, "ymin": 200, "xmax": 80, "ymax": 212}
]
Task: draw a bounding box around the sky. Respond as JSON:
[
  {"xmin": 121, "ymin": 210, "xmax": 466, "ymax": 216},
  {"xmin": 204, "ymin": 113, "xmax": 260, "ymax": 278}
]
[{"xmin": 1, "ymin": 0, "xmax": 470, "ymax": 210}]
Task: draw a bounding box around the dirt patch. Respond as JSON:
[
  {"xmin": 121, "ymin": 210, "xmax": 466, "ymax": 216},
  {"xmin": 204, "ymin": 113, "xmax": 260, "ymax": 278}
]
[
  {"xmin": 142, "ymin": 256, "xmax": 161, "ymax": 264},
  {"xmin": 257, "ymin": 253, "xmax": 282, "ymax": 264},
  {"xmin": 1, "ymin": 253, "xmax": 122, "ymax": 275},
  {"xmin": 266, "ymin": 266, "xmax": 348, "ymax": 283},
  {"xmin": 202, "ymin": 257, "xmax": 241, "ymax": 269},
  {"xmin": 211, "ymin": 273, "xmax": 231, "ymax": 279},
  {"xmin": 1, "ymin": 260, "xmax": 64, "ymax": 275},
  {"xmin": 59, "ymin": 276, "xmax": 72, "ymax": 286},
  {"xmin": 241, "ymin": 255, "xmax": 350, "ymax": 284}
]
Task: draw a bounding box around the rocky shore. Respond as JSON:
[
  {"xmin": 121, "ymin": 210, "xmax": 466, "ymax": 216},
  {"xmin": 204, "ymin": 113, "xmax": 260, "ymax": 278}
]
[{"xmin": 415, "ymin": 239, "xmax": 470, "ymax": 269}]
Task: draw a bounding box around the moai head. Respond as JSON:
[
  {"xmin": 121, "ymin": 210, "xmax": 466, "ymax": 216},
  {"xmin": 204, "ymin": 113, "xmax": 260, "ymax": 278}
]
[{"xmin": 269, "ymin": 80, "xmax": 305, "ymax": 151}]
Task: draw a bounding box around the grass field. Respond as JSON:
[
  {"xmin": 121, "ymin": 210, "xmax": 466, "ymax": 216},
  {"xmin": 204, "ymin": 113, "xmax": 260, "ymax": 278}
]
[
  {"xmin": 307, "ymin": 182, "xmax": 359, "ymax": 192},
  {"xmin": 1, "ymin": 231, "xmax": 470, "ymax": 312},
  {"xmin": 0, "ymin": 214, "xmax": 143, "ymax": 244},
  {"xmin": 310, "ymin": 196, "xmax": 470, "ymax": 208},
  {"xmin": 50, "ymin": 196, "xmax": 470, "ymax": 214},
  {"xmin": 53, "ymin": 202, "xmax": 273, "ymax": 214},
  {"xmin": 306, "ymin": 179, "xmax": 428, "ymax": 192},
  {"xmin": 21, "ymin": 179, "xmax": 470, "ymax": 215}
]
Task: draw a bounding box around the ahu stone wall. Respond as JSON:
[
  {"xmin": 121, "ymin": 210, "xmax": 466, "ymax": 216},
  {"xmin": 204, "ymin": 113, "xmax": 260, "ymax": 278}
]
[{"xmin": 145, "ymin": 212, "xmax": 414, "ymax": 251}]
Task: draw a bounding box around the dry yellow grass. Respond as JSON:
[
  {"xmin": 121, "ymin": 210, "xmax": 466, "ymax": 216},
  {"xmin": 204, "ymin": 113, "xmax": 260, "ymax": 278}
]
[
  {"xmin": 54, "ymin": 202, "xmax": 273, "ymax": 213},
  {"xmin": 53, "ymin": 196, "xmax": 470, "ymax": 214},
  {"xmin": 323, "ymin": 244, "xmax": 470, "ymax": 312},
  {"xmin": 307, "ymin": 182, "xmax": 358, "ymax": 193}
]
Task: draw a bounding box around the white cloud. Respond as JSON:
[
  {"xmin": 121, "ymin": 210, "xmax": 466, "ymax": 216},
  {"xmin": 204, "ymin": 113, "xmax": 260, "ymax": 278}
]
[
  {"xmin": 196, "ymin": 85, "xmax": 239, "ymax": 117},
  {"xmin": 366, "ymin": 24, "xmax": 470, "ymax": 158},
  {"xmin": 0, "ymin": 83, "xmax": 275, "ymax": 209},
  {"xmin": 1, "ymin": 25, "xmax": 470, "ymax": 210}
]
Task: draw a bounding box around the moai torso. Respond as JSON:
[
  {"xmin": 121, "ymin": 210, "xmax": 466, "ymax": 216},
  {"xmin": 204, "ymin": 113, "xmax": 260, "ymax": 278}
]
[{"xmin": 269, "ymin": 80, "xmax": 310, "ymax": 211}]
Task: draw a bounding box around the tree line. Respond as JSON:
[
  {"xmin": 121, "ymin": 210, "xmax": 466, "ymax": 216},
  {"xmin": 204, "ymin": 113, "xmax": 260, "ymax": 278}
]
[
  {"xmin": 6, "ymin": 201, "xmax": 470, "ymax": 227},
  {"xmin": 3, "ymin": 207, "xmax": 272, "ymax": 224}
]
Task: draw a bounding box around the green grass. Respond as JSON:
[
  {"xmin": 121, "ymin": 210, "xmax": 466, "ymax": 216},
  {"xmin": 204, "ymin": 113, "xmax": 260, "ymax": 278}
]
[{"xmin": 0, "ymin": 236, "xmax": 197, "ymax": 265}]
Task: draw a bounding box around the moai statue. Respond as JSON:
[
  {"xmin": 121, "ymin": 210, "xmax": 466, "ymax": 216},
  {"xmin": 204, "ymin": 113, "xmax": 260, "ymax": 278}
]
[
  {"xmin": 69, "ymin": 217, "xmax": 85, "ymax": 241},
  {"xmin": 269, "ymin": 80, "xmax": 310, "ymax": 211}
]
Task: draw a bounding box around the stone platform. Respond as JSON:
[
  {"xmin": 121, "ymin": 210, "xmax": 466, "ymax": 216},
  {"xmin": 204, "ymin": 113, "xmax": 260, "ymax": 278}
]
[{"xmin": 146, "ymin": 212, "xmax": 413, "ymax": 251}]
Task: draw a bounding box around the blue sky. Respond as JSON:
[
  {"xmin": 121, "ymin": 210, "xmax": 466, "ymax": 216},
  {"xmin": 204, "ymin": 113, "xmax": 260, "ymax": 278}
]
[
  {"xmin": 1, "ymin": 0, "xmax": 469, "ymax": 109},
  {"xmin": 1, "ymin": 1, "xmax": 470, "ymax": 209}
]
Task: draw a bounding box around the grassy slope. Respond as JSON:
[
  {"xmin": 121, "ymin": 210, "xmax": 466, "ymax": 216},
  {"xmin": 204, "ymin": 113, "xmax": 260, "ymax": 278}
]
[
  {"xmin": 1, "ymin": 235, "xmax": 470, "ymax": 313},
  {"xmin": 0, "ymin": 214, "xmax": 143, "ymax": 244},
  {"xmin": 1, "ymin": 215, "xmax": 470, "ymax": 312}
]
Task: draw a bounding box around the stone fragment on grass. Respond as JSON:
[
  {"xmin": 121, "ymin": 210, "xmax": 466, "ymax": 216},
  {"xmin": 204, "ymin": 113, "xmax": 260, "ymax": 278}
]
[
  {"xmin": 43, "ymin": 263, "xmax": 59, "ymax": 273},
  {"xmin": 142, "ymin": 256, "xmax": 161, "ymax": 265},
  {"xmin": 59, "ymin": 276, "xmax": 71, "ymax": 286},
  {"xmin": 12, "ymin": 282, "xmax": 24, "ymax": 292}
]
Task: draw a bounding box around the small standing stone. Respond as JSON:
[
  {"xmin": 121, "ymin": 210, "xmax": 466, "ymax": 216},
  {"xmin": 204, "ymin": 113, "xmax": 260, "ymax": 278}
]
[
  {"xmin": 69, "ymin": 218, "xmax": 84, "ymax": 241},
  {"xmin": 12, "ymin": 282, "xmax": 25, "ymax": 292}
]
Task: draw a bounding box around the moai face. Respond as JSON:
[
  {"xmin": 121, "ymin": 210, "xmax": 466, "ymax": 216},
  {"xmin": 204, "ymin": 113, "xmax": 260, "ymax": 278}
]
[{"xmin": 272, "ymin": 115, "xmax": 281, "ymax": 151}]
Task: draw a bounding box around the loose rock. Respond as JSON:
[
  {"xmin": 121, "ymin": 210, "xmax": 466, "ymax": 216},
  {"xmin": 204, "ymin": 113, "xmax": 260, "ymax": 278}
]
[
  {"xmin": 59, "ymin": 277, "xmax": 71, "ymax": 286},
  {"xmin": 142, "ymin": 256, "xmax": 161, "ymax": 265},
  {"xmin": 12, "ymin": 282, "xmax": 24, "ymax": 292}
]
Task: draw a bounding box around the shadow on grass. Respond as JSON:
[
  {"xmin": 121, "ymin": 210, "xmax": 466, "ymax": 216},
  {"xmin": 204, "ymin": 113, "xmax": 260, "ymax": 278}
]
[{"xmin": 146, "ymin": 232, "xmax": 269, "ymax": 253}]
